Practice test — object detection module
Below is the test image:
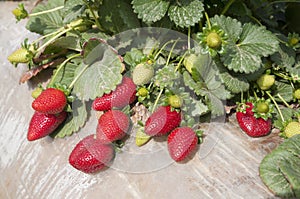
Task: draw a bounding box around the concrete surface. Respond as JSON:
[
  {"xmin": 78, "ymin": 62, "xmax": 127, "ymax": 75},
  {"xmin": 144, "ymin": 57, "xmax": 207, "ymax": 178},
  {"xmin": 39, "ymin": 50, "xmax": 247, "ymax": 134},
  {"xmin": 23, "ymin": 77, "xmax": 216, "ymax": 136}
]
[{"xmin": 0, "ymin": 1, "xmax": 282, "ymax": 198}]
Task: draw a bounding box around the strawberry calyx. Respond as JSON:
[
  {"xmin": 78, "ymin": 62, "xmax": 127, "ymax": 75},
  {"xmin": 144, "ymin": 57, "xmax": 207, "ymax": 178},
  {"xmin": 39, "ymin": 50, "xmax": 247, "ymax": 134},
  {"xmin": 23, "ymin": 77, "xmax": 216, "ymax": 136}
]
[{"xmin": 12, "ymin": 3, "xmax": 28, "ymax": 21}]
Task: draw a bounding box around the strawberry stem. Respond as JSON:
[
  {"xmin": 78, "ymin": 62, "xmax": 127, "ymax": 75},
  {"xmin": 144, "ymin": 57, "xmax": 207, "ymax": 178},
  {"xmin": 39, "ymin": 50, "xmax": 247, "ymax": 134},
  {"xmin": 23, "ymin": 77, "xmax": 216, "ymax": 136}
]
[
  {"xmin": 83, "ymin": 0, "xmax": 103, "ymax": 31},
  {"xmin": 36, "ymin": 27, "xmax": 72, "ymax": 52},
  {"xmin": 68, "ymin": 63, "xmax": 90, "ymax": 90},
  {"xmin": 187, "ymin": 27, "xmax": 191, "ymax": 50},
  {"xmin": 204, "ymin": 12, "xmax": 211, "ymax": 30},
  {"xmin": 29, "ymin": 6, "xmax": 64, "ymax": 17},
  {"xmin": 48, "ymin": 53, "xmax": 81, "ymax": 88},
  {"xmin": 175, "ymin": 51, "xmax": 188, "ymax": 72},
  {"xmin": 153, "ymin": 40, "xmax": 176, "ymax": 61},
  {"xmin": 221, "ymin": 0, "xmax": 236, "ymax": 15},
  {"xmin": 276, "ymin": 93, "xmax": 291, "ymax": 108},
  {"xmin": 151, "ymin": 88, "xmax": 164, "ymax": 113},
  {"xmin": 266, "ymin": 91, "xmax": 284, "ymax": 122},
  {"xmin": 166, "ymin": 38, "xmax": 179, "ymax": 66}
]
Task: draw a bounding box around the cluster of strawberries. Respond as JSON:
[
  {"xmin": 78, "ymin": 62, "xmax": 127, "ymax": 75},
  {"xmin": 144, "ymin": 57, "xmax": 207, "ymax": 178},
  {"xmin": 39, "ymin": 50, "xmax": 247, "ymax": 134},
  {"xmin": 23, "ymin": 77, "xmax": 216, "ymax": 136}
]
[
  {"xmin": 28, "ymin": 88, "xmax": 67, "ymax": 141},
  {"xmin": 26, "ymin": 76, "xmax": 200, "ymax": 174}
]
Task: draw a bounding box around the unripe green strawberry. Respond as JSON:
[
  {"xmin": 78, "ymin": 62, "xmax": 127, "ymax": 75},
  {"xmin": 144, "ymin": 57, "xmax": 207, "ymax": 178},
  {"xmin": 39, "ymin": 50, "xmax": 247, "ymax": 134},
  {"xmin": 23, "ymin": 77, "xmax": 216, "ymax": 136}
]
[
  {"xmin": 183, "ymin": 54, "xmax": 197, "ymax": 74},
  {"xmin": 289, "ymin": 37, "xmax": 299, "ymax": 46},
  {"xmin": 256, "ymin": 102, "xmax": 269, "ymax": 113},
  {"xmin": 132, "ymin": 63, "xmax": 154, "ymax": 85},
  {"xmin": 168, "ymin": 95, "xmax": 182, "ymax": 108},
  {"xmin": 293, "ymin": 89, "xmax": 300, "ymax": 100},
  {"xmin": 7, "ymin": 48, "xmax": 31, "ymax": 64},
  {"xmin": 284, "ymin": 121, "xmax": 300, "ymax": 138},
  {"xmin": 256, "ymin": 74, "xmax": 275, "ymax": 90},
  {"xmin": 137, "ymin": 87, "xmax": 149, "ymax": 97},
  {"xmin": 206, "ymin": 32, "xmax": 222, "ymax": 49},
  {"xmin": 135, "ymin": 127, "xmax": 151, "ymax": 147}
]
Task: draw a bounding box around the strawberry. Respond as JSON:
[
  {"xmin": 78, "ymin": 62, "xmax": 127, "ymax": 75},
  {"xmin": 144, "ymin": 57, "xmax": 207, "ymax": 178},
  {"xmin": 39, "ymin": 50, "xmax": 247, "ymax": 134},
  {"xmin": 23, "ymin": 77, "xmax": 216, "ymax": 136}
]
[
  {"xmin": 145, "ymin": 105, "xmax": 181, "ymax": 136},
  {"xmin": 283, "ymin": 121, "xmax": 300, "ymax": 138},
  {"xmin": 167, "ymin": 127, "xmax": 198, "ymax": 162},
  {"xmin": 69, "ymin": 135, "xmax": 115, "ymax": 173},
  {"xmin": 7, "ymin": 47, "xmax": 32, "ymax": 64},
  {"xmin": 27, "ymin": 111, "xmax": 67, "ymax": 141},
  {"xmin": 132, "ymin": 63, "xmax": 154, "ymax": 85},
  {"xmin": 236, "ymin": 102, "xmax": 271, "ymax": 137},
  {"xmin": 32, "ymin": 88, "xmax": 67, "ymax": 114},
  {"xmin": 96, "ymin": 110, "xmax": 130, "ymax": 143},
  {"xmin": 256, "ymin": 74, "xmax": 275, "ymax": 90},
  {"xmin": 92, "ymin": 76, "xmax": 136, "ymax": 111},
  {"xmin": 206, "ymin": 32, "xmax": 222, "ymax": 49},
  {"xmin": 168, "ymin": 95, "xmax": 182, "ymax": 108},
  {"xmin": 293, "ymin": 88, "xmax": 300, "ymax": 100}
]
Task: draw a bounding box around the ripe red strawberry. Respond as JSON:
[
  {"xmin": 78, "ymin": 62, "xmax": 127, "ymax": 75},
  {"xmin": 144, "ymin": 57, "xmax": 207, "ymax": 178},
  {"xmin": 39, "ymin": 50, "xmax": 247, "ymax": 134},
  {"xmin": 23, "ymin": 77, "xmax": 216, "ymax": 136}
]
[
  {"xmin": 96, "ymin": 110, "xmax": 130, "ymax": 143},
  {"xmin": 92, "ymin": 76, "xmax": 137, "ymax": 111},
  {"xmin": 32, "ymin": 88, "xmax": 67, "ymax": 114},
  {"xmin": 236, "ymin": 102, "xmax": 271, "ymax": 137},
  {"xmin": 69, "ymin": 135, "xmax": 115, "ymax": 173},
  {"xmin": 167, "ymin": 127, "xmax": 198, "ymax": 162},
  {"xmin": 27, "ymin": 111, "xmax": 67, "ymax": 141},
  {"xmin": 145, "ymin": 105, "xmax": 181, "ymax": 136}
]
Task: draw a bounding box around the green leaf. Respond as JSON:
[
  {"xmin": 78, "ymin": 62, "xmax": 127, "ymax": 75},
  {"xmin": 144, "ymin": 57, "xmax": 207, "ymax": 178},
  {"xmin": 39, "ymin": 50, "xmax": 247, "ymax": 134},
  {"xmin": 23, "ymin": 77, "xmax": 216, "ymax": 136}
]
[
  {"xmin": 52, "ymin": 98, "xmax": 88, "ymax": 138},
  {"xmin": 73, "ymin": 42, "xmax": 123, "ymax": 100},
  {"xmin": 222, "ymin": 23, "xmax": 279, "ymax": 73},
  {"xmin": 273, "ymin": 107, "xmax": 295, "ymax": 130},
  {"xmin": 259, "ymin": 149, "xmax": 295, "ymax": 198},
  {"xmin": 63, "ymin": 0, "xmax": 86, "ymax": 24},
  {"xmin": 26, "ymin": 0, "xmax": 64, "ymax": 35},
  {"xmin": 132, "ymin": 0, "xmax": 170, "ymax": 23},
  {"xmin": 50, "ymin": 62, "xmax": 79, "ymax": 87},
  {"xmin": 123, "ymin": 48, "xmax": 146, "ymax": 67},
  {"xmin": 99, "ymin": 0, "xmax": 140, "ymax": 34},
  {"xmin": 210, "ymin": 15, "xmax": 242, "ymax": 43},
  {"xmin": 259, "ymin": 135, "xmax": 300, "ymax": 198},
  {"xmin": 219, "ymin": 71, "xmax": 249, "ymax": 94},
  {"xmin": 183, "ymin": 54, "xmax": 229, "ymax": 117},
  {"xmin": 168, "ymin": 0, "xmax": 204, "ymax": 28},
  {"xmin": 154, "ymin": 64, "xmax": 180, "ymax": 88},
  {"xmin": 274, "ymin": 81, "xmax": 294, "ymax": 103},
  {"xmin": 50, "ymin": 36, "xmax": 82, "ymax": 51}
]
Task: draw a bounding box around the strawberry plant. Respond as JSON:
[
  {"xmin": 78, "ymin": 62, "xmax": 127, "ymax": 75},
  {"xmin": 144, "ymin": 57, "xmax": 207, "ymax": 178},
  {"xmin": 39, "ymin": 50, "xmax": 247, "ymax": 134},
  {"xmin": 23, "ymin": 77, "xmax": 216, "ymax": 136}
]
[{"xmin": 7, "ymin": 0, "xmax": 300, "ymax": 197}]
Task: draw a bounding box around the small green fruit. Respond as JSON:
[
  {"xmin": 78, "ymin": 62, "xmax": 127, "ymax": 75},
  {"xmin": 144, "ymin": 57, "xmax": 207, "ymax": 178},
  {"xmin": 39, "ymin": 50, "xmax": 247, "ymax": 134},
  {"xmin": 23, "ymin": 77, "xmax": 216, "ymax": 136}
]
[
  {"xmin": 183, "ymin": 54, "xmax": 197, "ymax": 74},
  {"xmin": 132, "ymin": 63, "xmax": 154, "ymax": 85},
  {"xmin": 135, "ymin": 128, "xmax": 151, "ymax": 147},
  {"xmin": 8, "ymin": 48, "xmax": 31, "ymax": 64},
  {"xmin": 168, "ymin": 95, "xmax": 182, "ymax": 108},
  {"xmin": 256, "ymin": 102, "xmax": 269, "ymax": 113},
  {"xmin": 137, "ymin": 87, "xmax": 148, "ymax": 97},
  {"xmin": 206, "ymin": 32, "xmax": 222, "ymax": 49},
  {"xmin": 256, "ymin": 74, "xmax": 275, "ymax": 90},
  {"xmin": 289, "ymin": 37, "xmax": 299, "ymax": 46},
  {"xmin": 293, "ymin": 89, "xmax": 300, "ymax": 100},
  {"xmin": 284, "ymin": 121, "xmax": 300, "ymax": 138}
]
